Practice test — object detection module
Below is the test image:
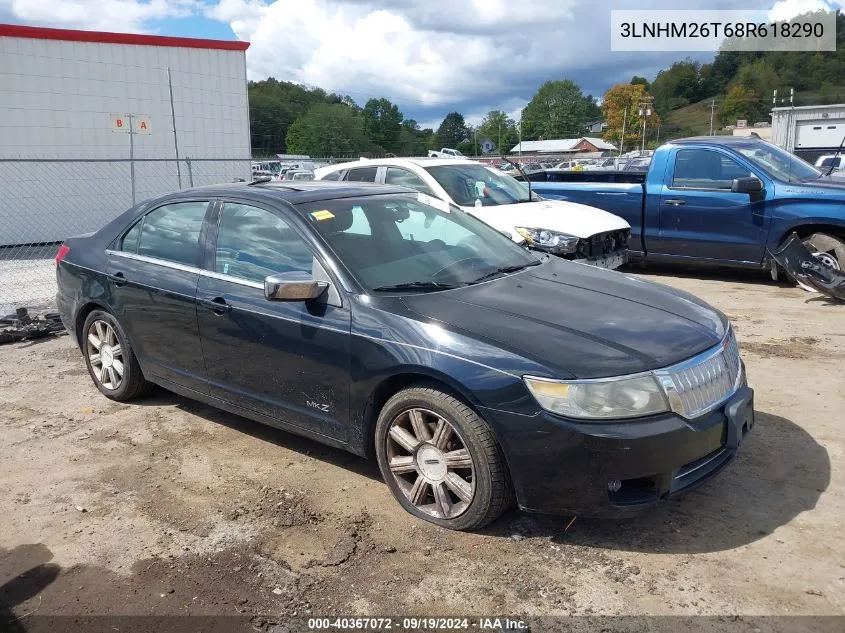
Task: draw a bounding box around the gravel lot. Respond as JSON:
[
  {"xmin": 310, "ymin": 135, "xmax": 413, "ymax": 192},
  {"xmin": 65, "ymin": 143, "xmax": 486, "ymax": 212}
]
[{"xmin": 1, "ymin": 267, "xmax": 843, "ymax": 629}]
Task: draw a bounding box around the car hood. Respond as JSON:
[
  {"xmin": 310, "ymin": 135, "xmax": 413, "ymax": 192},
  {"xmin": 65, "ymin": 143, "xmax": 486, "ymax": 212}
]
[
  {"xmin": 400, "ymin": 258, "xmax": 727, "ymax": 379},
  {"xmin": 780, "ymin": 173, "xmax": 845, "ymax": 196},
  {"xmin": 459, "ymin": 199, "xmax": 630, "ymax": 239}
]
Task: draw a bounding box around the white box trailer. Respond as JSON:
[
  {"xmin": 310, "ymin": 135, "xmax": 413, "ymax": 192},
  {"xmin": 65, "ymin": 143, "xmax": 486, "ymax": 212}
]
[
  {"xmin": 771, "ymin": 104, "xmax": 845, "ymax": 163},
  {"xmin": 0, "ymin": 24, "xmax": 251, "ymax": 246}
]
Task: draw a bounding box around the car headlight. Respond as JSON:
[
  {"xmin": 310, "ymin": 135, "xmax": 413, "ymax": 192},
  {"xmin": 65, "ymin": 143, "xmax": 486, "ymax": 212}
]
[
  {"xmin": 514, "ymin": 227, "xmax": 579, "ymax": 254},
  {"xmin": 523, "ymin": 375, "xmax": 670, "ymax": 420}
]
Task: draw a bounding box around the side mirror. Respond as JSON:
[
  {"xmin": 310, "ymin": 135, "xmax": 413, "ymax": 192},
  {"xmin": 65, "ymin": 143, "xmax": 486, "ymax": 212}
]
[
  {"xmin": 731, "ymin": 176, "xmax": 764, "ymax": 195},
  {"xmin": 264, "ymin": 273, "xmax": 329, "ymax": 302}
]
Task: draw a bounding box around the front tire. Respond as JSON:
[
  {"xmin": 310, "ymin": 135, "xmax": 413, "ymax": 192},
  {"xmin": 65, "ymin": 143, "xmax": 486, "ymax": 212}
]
[
  {"xmin": 375, "ymin": 385, "xmax": 512, "ymax": 531},
  {"xmin": 803, "ymin": 233, "xmax": 845, "ymax": 272},
  {"xmin": 82, "ymin": 310, "xmax": 151, "ymax": 401}
]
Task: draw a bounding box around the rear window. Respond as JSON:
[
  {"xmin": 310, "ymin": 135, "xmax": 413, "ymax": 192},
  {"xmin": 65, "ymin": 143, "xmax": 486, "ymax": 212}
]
[
  {"xmin": 136, "ymin": 201, "xmax": 208, "ymax": 266},
  {"xmin": 345, "ymin": 167, "xmax": 378, "ymax": 182}
]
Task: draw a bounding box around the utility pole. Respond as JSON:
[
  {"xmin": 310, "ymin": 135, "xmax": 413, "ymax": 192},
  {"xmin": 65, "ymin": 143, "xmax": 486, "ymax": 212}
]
[
  {"xmin": 638, "ymin": 96, "xmax": 653, "ymax": 154},
  {"xmin": 709, "ymin": 100, "xmax": 717, "ymax": 136},
  {"xmin": 773, "ymin": 88, "xmax": 795, "ymax": 151},
  {"xmin": 619, "ymin": 103, "xmax": 628, "ymax": 156},
  {"xmin": 498, "ymin": 120, "xmax": 502, "ymax": 155}
]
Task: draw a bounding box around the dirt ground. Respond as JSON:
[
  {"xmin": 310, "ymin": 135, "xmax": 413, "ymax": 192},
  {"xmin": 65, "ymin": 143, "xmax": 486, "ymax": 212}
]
[{"xmin": 1, "ymin": 267, "xmax": 843, "ymax": 629}]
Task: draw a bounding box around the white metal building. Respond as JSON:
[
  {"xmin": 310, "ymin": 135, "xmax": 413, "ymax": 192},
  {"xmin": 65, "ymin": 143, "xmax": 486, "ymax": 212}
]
[
  {"xmin": 0, "ymin": 23, "xmax": 251, "ymax": 245},
  {"xmin": 771, "ymin": 104, "xmax": 845, "ymax": 160}
]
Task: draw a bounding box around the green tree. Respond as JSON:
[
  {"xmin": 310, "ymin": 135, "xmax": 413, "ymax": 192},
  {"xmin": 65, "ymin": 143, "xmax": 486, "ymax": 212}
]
[
  {"xmin": 521, "ymin": 80, "xmax": 592, "ymax": 140},
  {"xmin": 285, "ymin": 103, "xmax": 369, "ymax": 156},
  {"xmin": 601, "ymin": 83, "xmax": 661, "ymax": 151},
  {"xmin": 477, "ymin": 110, "xmax": 518, "ymax": 153},
  {"xmin": 361, "ymin": 98, "xmax": 403, "ymax": 153},
  {"xmin": 650, "ymin": 60, "xmax": 702, "ymax": 114},
  {"xmin": 631, "ymin": 76, "xmax": 650, "ymax": 89},
  {"xmin": 720, "ymin": 85, "xmax": 760, "ymax": 125},
  {"xmin": 735, "ymin": 60, "xmax": 779, "ymax": 117},
  {"xmin": 397, "ymin": 120, "xmax": 433, "ymax": 156},
  {"xmin": 247, "ymin": 78, "xmax": 358, "ymax": 154},
  {"xmin": 435, "ymin": 112, "xmax": 469, "ymax": 149}
]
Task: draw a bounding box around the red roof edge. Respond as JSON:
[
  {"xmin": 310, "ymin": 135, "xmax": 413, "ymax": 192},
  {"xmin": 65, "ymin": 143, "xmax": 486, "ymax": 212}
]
[{"xmin": 0, "ymin": 23, "xmax": 250, "ymax": 51}]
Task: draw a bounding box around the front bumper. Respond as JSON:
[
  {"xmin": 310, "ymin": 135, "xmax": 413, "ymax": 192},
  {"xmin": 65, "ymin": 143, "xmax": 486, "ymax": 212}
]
[
  {"xmin": 570, "ymin": 250, "xmax": 627, "ymax": 270},
  {"xmin": 480, "ymin": 385, "xmax": 754, "ymax": 517}
]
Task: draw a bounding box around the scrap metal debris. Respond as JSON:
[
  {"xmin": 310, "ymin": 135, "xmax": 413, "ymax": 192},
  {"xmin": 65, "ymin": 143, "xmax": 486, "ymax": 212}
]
[
  {"xmin": 0, "ymin": 307, "xmax": 66, "ymax": 345},
  {"xmin": 770, "ymin": 233, "xmax": 845, "ymax": 302}
]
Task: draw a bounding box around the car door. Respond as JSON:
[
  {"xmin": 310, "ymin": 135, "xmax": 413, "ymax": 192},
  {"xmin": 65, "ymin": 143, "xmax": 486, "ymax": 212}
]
[
  {"xmin": 105, "ymin": 200, "xmax": 211, "ymax": 392},
  {"xmin": 654, "ymin": 148, "xmax": 769, "ymax": 264},
  {"xmin": 196, "ymin": 200, "xmax": 351, "ymax": 441}
]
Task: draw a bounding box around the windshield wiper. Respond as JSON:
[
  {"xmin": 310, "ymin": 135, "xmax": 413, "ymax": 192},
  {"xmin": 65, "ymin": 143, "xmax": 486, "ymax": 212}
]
[
  {"xmin": 468, "ymin": 260, "xmax": 541, "ymax": 284},
  {"xmin": 372, "ymin": 281, "xmax": 457, "ymax": 292}
]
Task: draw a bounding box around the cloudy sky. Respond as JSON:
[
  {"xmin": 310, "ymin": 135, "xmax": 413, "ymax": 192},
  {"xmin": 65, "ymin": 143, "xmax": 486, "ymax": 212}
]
[{"xmin": 0, "ymin": 0, "xmax": 840, "ymax": 127}]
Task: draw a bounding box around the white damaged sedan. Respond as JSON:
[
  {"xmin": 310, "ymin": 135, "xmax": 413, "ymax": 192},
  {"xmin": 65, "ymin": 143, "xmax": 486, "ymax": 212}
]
[{"xmin": 314, "ymin": 158, "xmax": 631, "ymax": 269}]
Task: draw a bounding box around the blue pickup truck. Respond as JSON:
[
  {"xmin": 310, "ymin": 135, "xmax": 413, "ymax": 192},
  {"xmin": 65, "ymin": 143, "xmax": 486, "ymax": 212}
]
[{"xmin": 522, "ymin": 137, "xmax": 845, "ymax": 277}]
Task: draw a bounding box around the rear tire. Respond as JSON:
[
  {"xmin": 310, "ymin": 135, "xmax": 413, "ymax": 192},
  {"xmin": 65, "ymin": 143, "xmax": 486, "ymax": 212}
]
[
  {"xmin": 81, "ymin": 310, "xmax": 152, "ymax": 401},
  {"xmin": 375, "ymin": 384, "xmax": 513, "ymax": 531}
]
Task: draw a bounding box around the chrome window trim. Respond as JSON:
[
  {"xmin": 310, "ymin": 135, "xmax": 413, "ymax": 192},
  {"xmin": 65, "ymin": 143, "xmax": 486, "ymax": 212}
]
[{"xmin": 106, "ymin": 249, "xmax": 263, "ymax": 289}]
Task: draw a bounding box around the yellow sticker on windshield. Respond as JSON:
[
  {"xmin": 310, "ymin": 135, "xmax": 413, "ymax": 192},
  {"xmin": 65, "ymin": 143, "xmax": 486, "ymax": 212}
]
[{"xmin": 310, "ymin": 210, "xmax": 335, "ymax": 221}]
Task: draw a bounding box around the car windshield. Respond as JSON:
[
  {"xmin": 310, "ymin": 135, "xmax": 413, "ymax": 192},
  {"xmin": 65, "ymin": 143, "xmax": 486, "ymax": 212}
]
[
  {"xmin": 736, "ymin": 143, "xmax": 821, "ymax": 182},
  {"xmin": 424, "ymin": 164, "xmax": 532, "ymax": 206},
  {"xmin": 298, "ymin": 193, "xmax": 540, "ymax": 291}
]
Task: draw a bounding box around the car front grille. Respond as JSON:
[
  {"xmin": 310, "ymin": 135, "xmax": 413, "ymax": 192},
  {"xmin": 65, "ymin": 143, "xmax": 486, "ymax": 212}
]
[
  {"xmin": 576, "ymin": 228, "xmax": 630, "ymax": 259},
  {"xmin": 654, "ymin": 327, "xmax": 743, "ymax": 420}
]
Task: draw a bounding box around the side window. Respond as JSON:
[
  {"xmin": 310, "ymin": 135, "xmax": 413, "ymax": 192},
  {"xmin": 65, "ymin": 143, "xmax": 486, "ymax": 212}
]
[
  {"xmin": 384, "ymin": 167, "xmax": 436, "ymax": 195},
  {"xmin": 119, "ymin": 219, "xmax": 142, "ymax": 253},
  {"xmin": 672, "ymin": 149, "xmax": 751, "ymax": 190},
  {"xmin": 215, "ymin": 203, "xmax": 313, "ymax": 283},
  {"xmin": 137, "ymin": 201, "xmax": 208, "ymax": 266},
  {"xmin": 321, "ymin": 169, "xmax": 343, "ymax": 181},
  {"xmin": 395, "ymin": 206, "xmax": 475, "ymax": 245},
  {"xmin": 345, "ymin": 167, "xmax": 378, "ymax": 182}
]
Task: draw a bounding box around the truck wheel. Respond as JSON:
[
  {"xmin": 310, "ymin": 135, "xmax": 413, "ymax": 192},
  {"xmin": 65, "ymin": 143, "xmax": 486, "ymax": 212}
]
[
  {"xmin": 375, "ymin": 385, "xmax": 513, "ymax": 531},
  {"xmin": 803, "ymin": 233, "xmax": 845, "ymax": 271},
  {"xmin": 82, "ymin": 310, "xmax": 152, "ymax": 401}
]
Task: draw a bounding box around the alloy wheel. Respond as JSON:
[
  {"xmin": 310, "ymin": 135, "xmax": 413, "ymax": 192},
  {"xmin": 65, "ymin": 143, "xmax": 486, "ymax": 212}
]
[
  {"xmin": 86, "ymin": 319, "xmax": 124, "ymax": 390},
  {"xmin": 812, "ymin": 250, "xmax": 841, "ymax": 270},
  {"xmin": 385, "ymin": 408, "xmax": 476, "ymax": 519}
]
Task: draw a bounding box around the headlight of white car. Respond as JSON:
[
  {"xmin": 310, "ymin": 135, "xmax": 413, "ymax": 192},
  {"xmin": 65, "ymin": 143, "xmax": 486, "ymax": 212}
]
[
  {"xmin": 514, "ymin": 227, "xmax": 579, "ymax": 254},
  {"xmin": 523, "ymin": 375, "xmax": 670, "ymax": 420}
]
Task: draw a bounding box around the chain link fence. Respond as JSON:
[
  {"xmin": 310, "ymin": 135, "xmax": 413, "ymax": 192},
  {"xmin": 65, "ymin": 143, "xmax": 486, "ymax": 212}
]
[{"xmin": 0, "ymin": 158, "xmax": 250, "ymax": 314}]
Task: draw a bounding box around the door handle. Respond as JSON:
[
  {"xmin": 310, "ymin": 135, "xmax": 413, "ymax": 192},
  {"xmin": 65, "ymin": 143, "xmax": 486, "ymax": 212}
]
[
  {"xmin": 199, "ymin": 297, "xmax": 232, "ymax": 315},
  {"xmin": 663, "ymin": 199, "xmax": 686, "ymax": 206},
  {"xmin": 107, "ymin": 272, "xmax": 127, "ymax": 286}
]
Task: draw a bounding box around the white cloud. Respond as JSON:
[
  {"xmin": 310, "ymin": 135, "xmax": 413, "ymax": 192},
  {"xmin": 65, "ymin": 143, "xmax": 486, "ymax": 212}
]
[
  {"xmin": 768, "ymin": 0, "xmax": 842, "ymax": 22},
  {"xmin": 0, "ymin": 0, "xmax": 198, "ymax": 32},
  {"xmin": 197, "ymin": 0, "xmax": 608, "ymax": 106}
]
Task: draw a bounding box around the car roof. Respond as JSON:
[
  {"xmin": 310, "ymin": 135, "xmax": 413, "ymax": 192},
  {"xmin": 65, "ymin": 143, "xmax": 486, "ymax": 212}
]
[
  {"xmin": 318, "ymin": 157, "xmax": 489, "ymax": 171},
  {"xmin": 671, "ymin": 136, "xmax": 770, "ymax": 146},
  {"xmin": 162, "ymin": 180, "xmax": 417, "ymax": 205}
]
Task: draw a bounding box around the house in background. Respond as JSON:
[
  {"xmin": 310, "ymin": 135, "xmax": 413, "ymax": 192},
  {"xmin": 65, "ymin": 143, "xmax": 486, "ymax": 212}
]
[
  {"xmin": 510, "ymin": 137, "xmax": 617, "ymax": 156},
  {"xmin": 585, "ymin": 120, "xmax": 608, "ymax": 134},
  {"xmin": 479, "ymin": 137, "xmax": 496, "ymax": 154}
]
